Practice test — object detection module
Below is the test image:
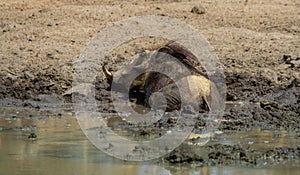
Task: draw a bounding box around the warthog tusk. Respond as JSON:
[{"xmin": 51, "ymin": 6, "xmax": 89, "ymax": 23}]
[{"xmin": 102, "ymin": 65, "xmax": 113, "ymax": 82}]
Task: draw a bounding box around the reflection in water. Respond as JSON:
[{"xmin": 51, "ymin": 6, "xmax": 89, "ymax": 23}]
[{"xmin": 0, "ymin": 114, "xmax": 299, "ymax": 175}]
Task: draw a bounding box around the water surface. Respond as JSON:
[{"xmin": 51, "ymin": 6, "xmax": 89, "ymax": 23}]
[{"xmin": 0, "ymin": 108, "xmax": 299, "ymax": 175}]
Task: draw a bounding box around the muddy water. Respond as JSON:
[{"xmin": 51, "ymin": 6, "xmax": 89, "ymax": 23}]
[{"xmin": 0, "ymin": 108, "xmax": 299, "ymax": 175}]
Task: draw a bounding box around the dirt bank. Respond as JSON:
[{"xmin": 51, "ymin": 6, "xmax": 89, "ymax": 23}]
[{"xmin": 0, "ymin": 0, "xmax": 299, "ymax": 166}]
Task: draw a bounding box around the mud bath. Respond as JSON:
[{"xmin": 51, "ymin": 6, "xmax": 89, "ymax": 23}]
[{"xmin": 0, "ymin": 0, "xmax": 299, "ymax": 174}]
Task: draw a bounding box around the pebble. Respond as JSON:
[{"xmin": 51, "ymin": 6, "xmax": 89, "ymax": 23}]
[
  {"xmin": 191, "ymin": 6, "xmax": 206, "ymax": 15},
  {"xmin": 28, "ymin": 133, "xmax": 37, "ymax": 141},
  {"xmin": 214, "ymin": 130, "xmax": 224, "ymax": 134},
  {"xmin": 283, "ymin": 55, "xmax": 300, "ymax": 68},
  {"xmin": 24, "ymin": 71, "xmax": 34, "ymax": 80},
  {"xmin": 248, "ymin": 141, "xmax": 254, "ymax": 145}
]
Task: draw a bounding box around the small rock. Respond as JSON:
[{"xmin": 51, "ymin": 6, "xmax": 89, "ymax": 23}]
[
  {"xmin": 191, "ymin": 6, "xmax": 206, "ymax": 15},
  {"xmin": 260, "ymin": 100, "xmax": 279, "ymax": 109},
  {"xmin": 28, "ymin": 133, "xmax": 37, "ymax": 141},
  {"xmin": 24, "ymin": 71, "xmax": 34, "ymax": 80},
  {"xmin": 46, "ymin": 53, "xmax": 54, "ymax": 59},
  {"xmin": 282, "ymin": 55, "xmax": 300, "ymax": 68},
  {"xmin": 0, "ymin": 85, "xmax": 7, "ymax": 92}
]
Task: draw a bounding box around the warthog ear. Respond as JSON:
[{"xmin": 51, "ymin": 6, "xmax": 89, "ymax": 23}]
[
  {"xmin": 154, "ymin": 46, "xmax": 175, "ymax": 59},
  {"xmin": 102, "ymin": 65, "xmax": 113, "ymax": 82},
  {"xmin": 162, "ymin": 43, "xmax": 206, "ymax": 77},
  {"xmin": 157, "ymin": 46, "xmax": 172, "ymax": 54}
]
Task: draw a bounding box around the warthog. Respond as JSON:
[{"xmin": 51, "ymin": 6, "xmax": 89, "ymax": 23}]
[{"xmin": 103, "ymin": 42, "xmax": 218, "ymax": 113}]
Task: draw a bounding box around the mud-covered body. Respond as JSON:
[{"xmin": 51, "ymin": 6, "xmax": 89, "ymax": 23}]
[{"xmin": 103, "ymin": 42, "xmax": 215, "ymax": 112}]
